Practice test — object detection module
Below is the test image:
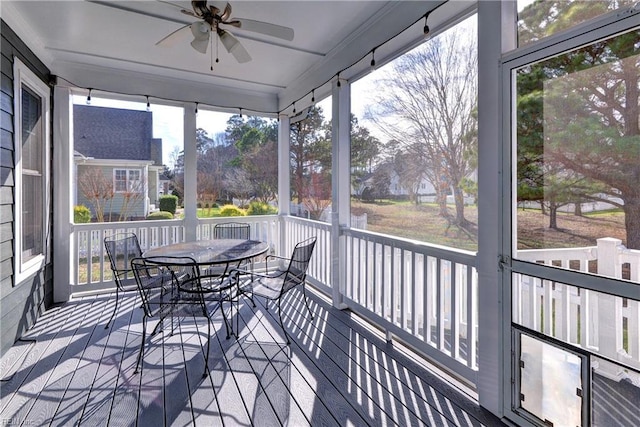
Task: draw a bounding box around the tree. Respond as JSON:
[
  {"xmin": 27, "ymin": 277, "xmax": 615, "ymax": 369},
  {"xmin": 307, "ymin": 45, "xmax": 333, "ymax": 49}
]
[
  {"xmin": 350, "ymin": 115, "xmax": 381, "ymax": 198},
  {"xmin": 78, "ymin": 168, "xmax": 114, "ymax": 222},
  {"xmin": 290, "ymin": 106, "xmax": 326, "ymax": 204},
  {"xmin": 517, "ymin": 0, "xmax": 640, "ymax": 247},
  {"xmin": 369, "ymin": 18, "xmax": 478, "ymax": 227},
  {"xmin": 226, "ymin": 116, "xmax": 278, "ymax": 203}
]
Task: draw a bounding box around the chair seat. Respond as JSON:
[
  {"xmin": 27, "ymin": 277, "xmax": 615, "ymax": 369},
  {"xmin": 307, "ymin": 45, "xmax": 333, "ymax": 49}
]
[{"xmin": 249, "ymin": 276, "xmax": 286, "ymax": 300}]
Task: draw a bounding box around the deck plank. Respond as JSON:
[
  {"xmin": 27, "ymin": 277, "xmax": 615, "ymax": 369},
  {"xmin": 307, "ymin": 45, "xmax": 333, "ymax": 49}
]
[
  {"xmin": 0, "ymin": 298, "xmax": 86, "ymax": 424},
  {"xmin": 77, "ymin": 294, "xmax": 139, "ymax": 425},
  {"xmin": 20, "ymin": 295, "xmax": 108, "ymax": 426},
  {"xmin": 48, "ymin": 294, "xmax": 122, "ymax": 427},
  {"xmin": 0, "ymin": 287, "xmax": 506, "ymax": 427}
]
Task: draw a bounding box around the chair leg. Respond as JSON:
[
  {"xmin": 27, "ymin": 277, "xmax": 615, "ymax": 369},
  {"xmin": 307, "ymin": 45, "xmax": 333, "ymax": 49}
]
[
  {"xmin": 302, "ymin": 284, "xmax": 313, "ymax": 320},
  {"xmin": 277, "ymin": 299, "xmax": 290, "ymax": 345},
  {"xmin": 135, "ymin": 316, "xmax": 148, "ymax": 374},
  {"xmin": 105, "ymin": 286, "xmax": 120, "ymax": 329},
  {"xmin": 203, "ymin": 317, "xmax": 211, "ymax": 378},
  {"xmin": 220, "ymin": 300, "xmax": 232, "ymax": 340}
]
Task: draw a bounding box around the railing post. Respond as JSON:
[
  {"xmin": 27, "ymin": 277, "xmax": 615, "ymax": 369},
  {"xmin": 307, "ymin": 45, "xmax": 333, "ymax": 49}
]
[{"xmin": 596, "ymin": 237, "xmax": 623, "ymax": 357}]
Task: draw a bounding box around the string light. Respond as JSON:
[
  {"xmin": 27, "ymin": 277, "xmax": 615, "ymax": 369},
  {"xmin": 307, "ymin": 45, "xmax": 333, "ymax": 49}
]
[
  {"xmin": 336, "ymin": 73, "xmax": 341, "ymax": 88},
  {"xmin": 86, "ymin": 88, "xmax": 92, "ymax": 104},
  {"xmin": 195, "ymin": 102, "xmax": 199, "ymax": 114},
  {"xmin": 146, "ymin": 95, "xmax": 151, "ymax": 111},
  {"xmin": 423, "ymin": 12, "xmax": 431, "ymax": 36},
  {"xmin": 293, "ymin": 101, "xmax": 296, "ymax": 114},
  {"xmin": 370, "ymin": 49, "xmax": 376, "ymax": 68},
  {"xmin": 239, "ymin": 108, "xmax": 243, "ymax": 118},
  {"xmin": 311, "ymin": 89, "xmax": 315, "ymax": 103}
]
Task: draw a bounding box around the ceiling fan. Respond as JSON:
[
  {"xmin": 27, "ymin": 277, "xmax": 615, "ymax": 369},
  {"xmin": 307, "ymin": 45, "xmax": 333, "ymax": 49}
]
[{"xmin": 157, "ymin": 1, "xmax": 295, "ymax": 64}]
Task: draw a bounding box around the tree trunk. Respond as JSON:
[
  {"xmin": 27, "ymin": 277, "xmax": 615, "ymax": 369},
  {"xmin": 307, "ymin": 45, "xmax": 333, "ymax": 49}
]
[
  {"xmin": 574, "ymin": 202, "xmax": 582, "ymax": 216},
  {"xmin": 453, "ymin": 186, "xmax": 467, "ymax": 226},
  {"xmin": 548, "ymin": 204, "xmax": 558, "ymax": 229},
  {"xmin": 436, "ymin": 188, "xmax": 448, "ymax": 217},
  {"xmin": 624, "ymin": 192, "xmax": 640, "ymax": 249}
]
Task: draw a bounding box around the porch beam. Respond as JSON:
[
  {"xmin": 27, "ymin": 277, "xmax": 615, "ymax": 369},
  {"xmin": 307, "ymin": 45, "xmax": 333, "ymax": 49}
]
[
  {"xmin": 477, "ymin": 0, "xmax": 517, "ymax": 417},
  {"xmin": 52, "ymin": 86, "xmax": 72, "ymax": 303},
  {"xmin": 278, "ymin": 113, "xmax": 291, "ymax": 257},
  {"xmin": 330, "ymin": 77, "xmax": 350, "ymax": 309},
  {"xmin": 183, "ymin": 103, "xmax": 198, "ymax": 242}
]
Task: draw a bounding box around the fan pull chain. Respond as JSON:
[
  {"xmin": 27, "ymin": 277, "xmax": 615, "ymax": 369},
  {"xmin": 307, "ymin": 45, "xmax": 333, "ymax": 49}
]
[
  {"xmin": 210, "ymin": 36, "xmax": 214, "ymax": 71},
  {"xmin": 216, "ymin": 34, "xmax": 220, "ymax": 65}
]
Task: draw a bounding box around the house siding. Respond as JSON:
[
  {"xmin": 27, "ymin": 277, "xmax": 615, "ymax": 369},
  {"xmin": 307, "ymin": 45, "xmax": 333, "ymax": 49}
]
[
  {"xmin": 0, "ymin": 20, "xmax": 53, "ymax": 356},
  {"xmin": 76, "ymin": 164, "xmax": 146, "ymax": 220}
]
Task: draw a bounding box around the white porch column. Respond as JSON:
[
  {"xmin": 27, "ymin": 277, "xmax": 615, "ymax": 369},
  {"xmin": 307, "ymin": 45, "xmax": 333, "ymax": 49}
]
[
  {"xmin": 183, "ymin": 103, "xmax": 198, "ymax": 242},
  {"xmin": 477, "ymin": 0, "xmax": 516, "ymax": 417},
  {"xmin": 53, "ymin": 86, "xmax": 73, "ymax": 303},
  {"xmin": 331, "ymin": 77, "xmax": 350, "ymax": 309},
  {"xmin": 278, "ymin": 114, "xmax": 291, "ymax": 257}
]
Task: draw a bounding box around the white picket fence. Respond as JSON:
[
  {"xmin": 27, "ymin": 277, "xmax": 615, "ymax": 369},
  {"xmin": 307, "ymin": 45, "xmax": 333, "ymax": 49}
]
[{"xmin": 517, "ymin": 237, "xmax": 640, "ymax": 385}]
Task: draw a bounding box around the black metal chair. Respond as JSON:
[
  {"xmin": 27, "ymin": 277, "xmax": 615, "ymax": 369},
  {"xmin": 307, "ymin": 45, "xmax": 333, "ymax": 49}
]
[
  {"xmin": 131, "ymin": 256, "xmax": 214, "ymax": 378},
  {"xmin": 234, "ymin": 236, "xmax": 317, "ymax": 344},
  {"xmin": 209, "ymin": 222, "xmax": 252, "ymax": 276},
  {"xmin": 104, "ymin": 232, "xmax": 142, "ymax": 329},
  {"xmin": 213, "ymin": 222, "xmax": 251, "ymax": 240},
  {"xmin": 181, "ymin": 270, "xmax": 237, "ymax": 340}
]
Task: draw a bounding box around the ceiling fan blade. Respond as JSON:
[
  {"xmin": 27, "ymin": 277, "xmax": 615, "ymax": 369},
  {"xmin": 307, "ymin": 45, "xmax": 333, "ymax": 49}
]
[
  {"xmin": 156, "ymin": 23, "xmax": 192, "ymax": 47},
  {"xmin": 191, "ymin": 0, "xmax": 209, "ymax": 17},
  {"xmin": 190, "ymin": 22, "xmax": 210, "ymax": 53},
  {"xmin": 218, "ymin": 29, "xmax": 252, "ymax": 63},
  {"xmin": 229, "ymin": 18, "xmax": 294, "ymax": 41},
  {"xmin": 219, "ymin": 3, "xmax": 232, "ymax": 22}
]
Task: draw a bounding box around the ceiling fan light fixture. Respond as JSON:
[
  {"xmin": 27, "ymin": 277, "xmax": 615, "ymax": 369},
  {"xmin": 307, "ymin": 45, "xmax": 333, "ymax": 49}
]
[
  {"xmin": 190, "ymin": 21, "xmax": 210, "ymax": 53},
  {"xmin": 191, "ymin": 21, "xmax": 210, "ymax": 40},
  {"xmin": 191, "ymin": 37, "xmax": 209, "ymax": 53}
]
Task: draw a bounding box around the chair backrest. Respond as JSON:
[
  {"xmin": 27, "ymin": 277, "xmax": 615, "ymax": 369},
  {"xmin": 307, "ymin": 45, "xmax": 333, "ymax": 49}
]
[
  {"xmin": 282, "ymin": 237, "xmax": 317, "ymax": 294},
  {"xmin": 213, "ymin": 222, "xmax": 251, "ymax": 240},
  {"xmin": 104, "ymin": 232, "xmax": 142, "ymax": 287},
  {"xmin": 131, "ymin": 256, "xmax": 198, "ymax": 317}
]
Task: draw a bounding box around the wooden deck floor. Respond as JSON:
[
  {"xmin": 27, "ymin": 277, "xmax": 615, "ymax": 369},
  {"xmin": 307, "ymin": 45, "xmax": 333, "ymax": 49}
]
[{"xmin": 0, "ymin": 286, "xmax": 504, "ymax": 426}]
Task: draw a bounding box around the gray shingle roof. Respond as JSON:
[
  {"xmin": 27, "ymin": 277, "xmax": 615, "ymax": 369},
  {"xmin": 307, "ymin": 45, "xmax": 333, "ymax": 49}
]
[{"xmin": 73, "ymin": 105, "xmax": 162, "ymax": 164}]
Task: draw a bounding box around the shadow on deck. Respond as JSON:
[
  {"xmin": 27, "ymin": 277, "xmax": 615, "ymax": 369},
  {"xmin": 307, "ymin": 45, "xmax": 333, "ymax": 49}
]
[{"xmin": 0, "ymin": 286, "xmax": 505, "ymax": 426}]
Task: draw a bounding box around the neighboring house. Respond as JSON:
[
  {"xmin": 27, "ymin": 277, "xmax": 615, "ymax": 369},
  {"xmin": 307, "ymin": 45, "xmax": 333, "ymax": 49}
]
[
  {"xmin": 73, "ymin": 105, "xmax": 164, "ymax": 220},
  {"xmin": 353, "ymin": 168, "xmax": 437, "ymax": 199}
]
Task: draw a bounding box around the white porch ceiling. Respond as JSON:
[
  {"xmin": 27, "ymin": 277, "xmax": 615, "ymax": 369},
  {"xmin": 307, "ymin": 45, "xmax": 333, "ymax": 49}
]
[{"xmin": 2, "ymin": 0, "xmax": 471, "ymax": 114}]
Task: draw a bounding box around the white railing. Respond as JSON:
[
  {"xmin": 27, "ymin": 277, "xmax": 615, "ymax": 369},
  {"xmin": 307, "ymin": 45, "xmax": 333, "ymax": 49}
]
[
  {"xmin": 73, "ymin": 216, "xmax": 280, "ymax": 292},
  {"xmin": 342, "ymin": 228, "xmax": 478, "ymax": 383},
  {"xmin": 282, "ymin": 216, "xmax": 332, "ymax": 293},
  {"xmin": 516, "ymin": 237, "xmax": 640, "ymax": 385},
  {"xmin": 72, "ymin": 215, "xmax": 479, "ymax": 384},
  {"xmin": 197, "ymin": 216, "xmax": 280, "ymax": 251}
]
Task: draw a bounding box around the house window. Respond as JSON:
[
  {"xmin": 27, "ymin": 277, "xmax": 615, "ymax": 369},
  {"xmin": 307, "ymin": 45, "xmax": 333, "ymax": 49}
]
[
  {"xmin": 114, "ymin": 169, "xmax": 142, "ymax": 192},
  {"xmin": 14, "ymin": 58, "xmax": 50, "ymax": 281}
]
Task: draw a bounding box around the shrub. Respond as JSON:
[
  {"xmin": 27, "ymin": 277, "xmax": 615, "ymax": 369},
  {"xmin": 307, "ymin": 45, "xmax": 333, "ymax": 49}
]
[
  {"xmin": 219, "ymin": 204, "xmax": 246, "ymax": 217},
  {"xmin": 74, "ymin": 205, "xmax": 92, "ymax": 223},
  {"xmin": 146, "ymin": 211, "xmax": 174, "ymax": 220},
  {"xmin": 159, "ymin": 195, "xmax": 178, "ymax": 214},
  {"xmin": 246, "ymin": 201, "xmax": 277, "ymax": 216}
]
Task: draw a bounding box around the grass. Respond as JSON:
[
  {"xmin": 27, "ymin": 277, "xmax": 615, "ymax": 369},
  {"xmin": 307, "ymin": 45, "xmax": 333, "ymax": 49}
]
[{"xmin": 352, "ymin": 199, "xmax": 626, "ymax": 252}]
